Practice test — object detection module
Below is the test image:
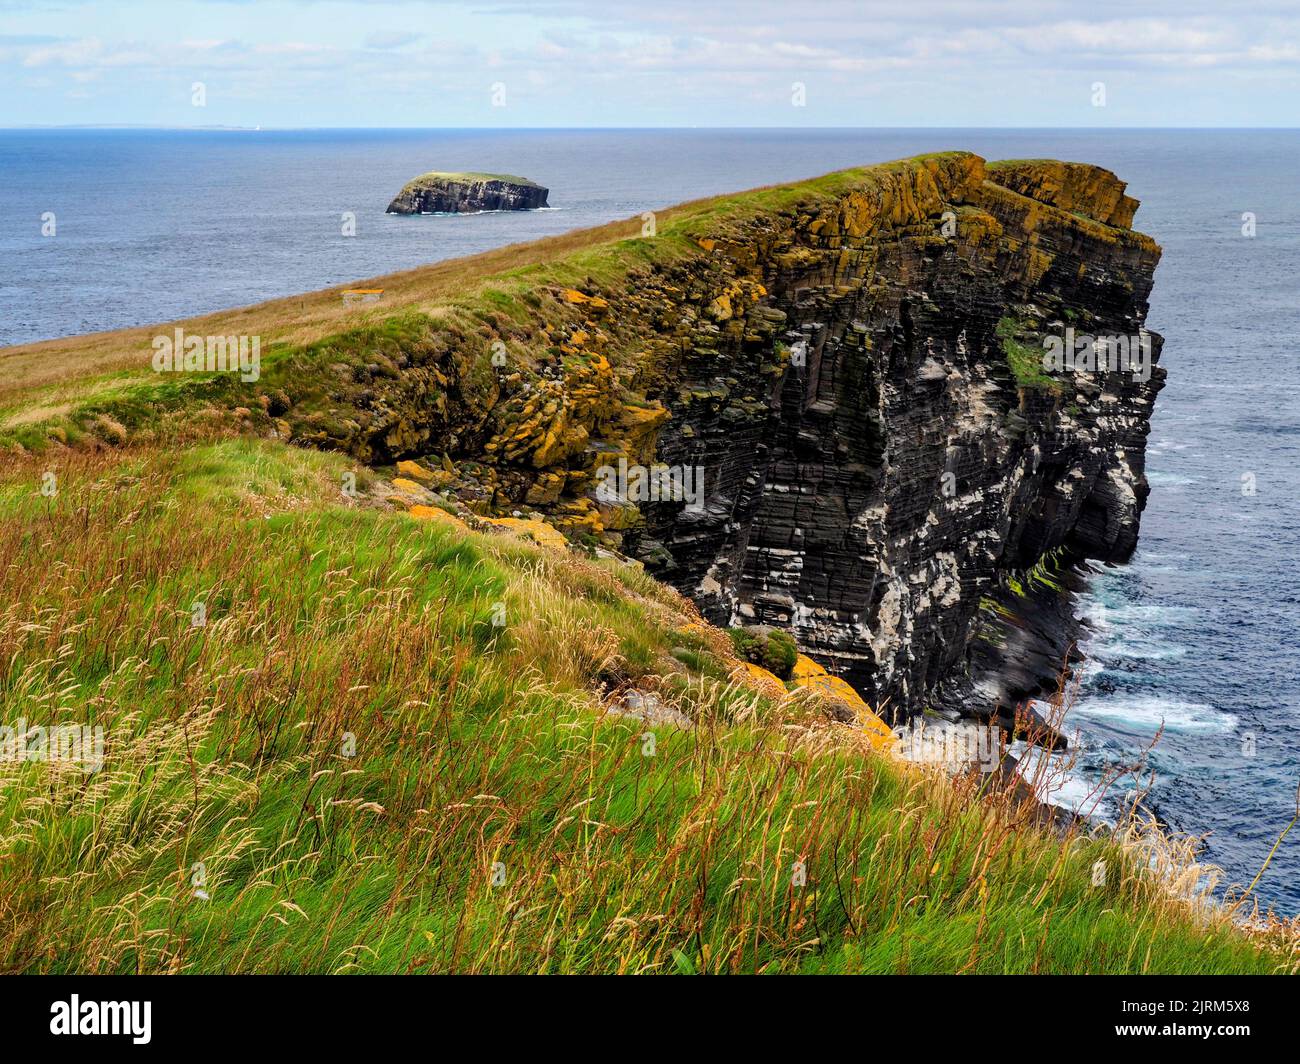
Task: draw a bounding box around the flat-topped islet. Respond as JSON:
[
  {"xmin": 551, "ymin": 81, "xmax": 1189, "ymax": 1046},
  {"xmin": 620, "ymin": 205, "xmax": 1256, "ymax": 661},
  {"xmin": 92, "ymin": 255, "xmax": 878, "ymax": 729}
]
[{"xmin": 386, "ymin": 171, "xmax": 549, "ymax": 214}]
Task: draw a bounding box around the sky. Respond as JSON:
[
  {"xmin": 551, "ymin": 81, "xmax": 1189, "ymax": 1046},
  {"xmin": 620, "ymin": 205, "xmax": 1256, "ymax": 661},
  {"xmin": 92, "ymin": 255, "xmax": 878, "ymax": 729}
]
[{"xmin": 2, "ymin": 0, "xmax": 1299, "ymax": 128}]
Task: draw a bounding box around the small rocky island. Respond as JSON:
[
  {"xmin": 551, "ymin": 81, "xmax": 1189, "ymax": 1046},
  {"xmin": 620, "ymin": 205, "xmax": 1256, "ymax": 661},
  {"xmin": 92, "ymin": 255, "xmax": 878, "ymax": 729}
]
[{"xmin": 386, "ymin": 171, "xmax": 549, "ymax": 214}]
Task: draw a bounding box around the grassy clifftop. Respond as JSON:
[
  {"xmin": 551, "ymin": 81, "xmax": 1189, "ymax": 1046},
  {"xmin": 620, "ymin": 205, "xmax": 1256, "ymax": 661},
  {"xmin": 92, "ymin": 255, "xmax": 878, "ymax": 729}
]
[
  {"xmin": 404, "ymin": 170, "xmax": 543, "ymax": 186},
  {"xmin": 0, "ymin": 151, "xmax": 1161, "ymax": 554},
  {"xmin": 0, "ymin": 152, "xmax": 1005, "ymax": 454},
  {"xmin": 0, "ymin": 436, "xmax": 1291, "ymax": 973}
]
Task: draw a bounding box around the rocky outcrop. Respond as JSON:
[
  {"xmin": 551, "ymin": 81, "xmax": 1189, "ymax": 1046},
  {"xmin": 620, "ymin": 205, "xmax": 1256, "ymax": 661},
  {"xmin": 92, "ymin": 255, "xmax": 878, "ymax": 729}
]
[
  {"xmin": 386, "ymin": 172, "xmax": 549, "ymax": 214},
  {"xmin": 271, "ymin": 152, "xmax": 1163, "ymax": 739}
]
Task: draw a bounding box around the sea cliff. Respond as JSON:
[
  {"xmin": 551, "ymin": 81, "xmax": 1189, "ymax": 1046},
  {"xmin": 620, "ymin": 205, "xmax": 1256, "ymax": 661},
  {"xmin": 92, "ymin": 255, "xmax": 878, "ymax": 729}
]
[
  {"xmin": 324, "ymin": 152, "xmax": 1162, "ymax": 734},
  {"xmin": 8, "ymin": 154, "xmax": 1296, "ymax": 977},
  {"xmin": 2, "ymin": 152, "xmax": 1164, "ymax": 740}
]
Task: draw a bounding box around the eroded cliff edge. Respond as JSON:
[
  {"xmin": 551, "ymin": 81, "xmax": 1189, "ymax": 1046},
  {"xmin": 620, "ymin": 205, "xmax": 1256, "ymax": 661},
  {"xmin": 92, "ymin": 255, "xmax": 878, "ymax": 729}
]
[{"xmin": 244, "ymin": 152, "xmax": 1165, "ymax": 731}]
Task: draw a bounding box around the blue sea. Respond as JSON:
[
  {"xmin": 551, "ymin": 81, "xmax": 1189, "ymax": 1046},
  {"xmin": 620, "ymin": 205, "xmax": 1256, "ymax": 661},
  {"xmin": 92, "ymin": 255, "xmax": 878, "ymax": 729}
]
[{"xmin": 3, "ymin": 128, "xmax": 1298, "ymax": 915}]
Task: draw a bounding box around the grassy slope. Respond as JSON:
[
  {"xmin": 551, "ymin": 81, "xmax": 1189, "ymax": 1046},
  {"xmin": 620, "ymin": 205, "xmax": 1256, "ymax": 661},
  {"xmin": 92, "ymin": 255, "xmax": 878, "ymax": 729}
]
[
  {"xmin": 0, "ymin": 438, "xmax": 1287, "ymax": 973},
  {"xmin": 0, "ymin": 154, "xmax": 965, "ymax": 451}
]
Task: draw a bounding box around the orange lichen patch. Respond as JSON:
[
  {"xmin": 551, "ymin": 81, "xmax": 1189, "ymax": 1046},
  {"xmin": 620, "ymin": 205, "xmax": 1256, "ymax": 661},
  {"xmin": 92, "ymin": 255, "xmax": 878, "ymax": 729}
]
[
  {"xmin": 985, "ymin": 159, "xmax": 1139, "ymax": 229},
  {"xmin": 561, "ymin": 287, "xmax": 609, "ymax": 311},
  {"xmin": 395, "ymin": 459, "xmax": 435, "ymax": 483},
  {"xmin": 790, "ymin": 653, "xmax": 828, "ymax": 682},
  {"xmin": 552, "ymin": 497, "xmax": 604, "ymax": 536},
  {"xmin": 731, "ymin": 661, "xmax": 788, "ymax": 701},
  {"xmin": 485, "ymin": 516, "xmax": 569, "ymax": 550},
  {"xmin": 696, "ymin": 237, "xmax": 717, "ymax": 252},
  {"xmin": 391, "ymin": 477, "xmax": 426, "ymax": 493},
  {"xmin": 408, "ymin": 504, "xmax": 467, "ymax": 529},
  {"xmin": 789, "ymin": 653, "xmax": 897, "ymax": 748},
  {"xmin": 676, "ymin": 621, "xmax": 714, "ymax": 640}
]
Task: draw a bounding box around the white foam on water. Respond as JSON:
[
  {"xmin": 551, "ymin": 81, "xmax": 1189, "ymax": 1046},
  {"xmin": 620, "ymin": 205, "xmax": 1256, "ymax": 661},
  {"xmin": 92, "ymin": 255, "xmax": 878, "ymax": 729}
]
[
  {"xmin": 1093, "ymin": 637, "xmax": 1188, "ymax": 662},
  {"xmin": 1079, "ymin": 600, "xmax": 1201, "ymax": 627},
  {"xmin": 1070, "ymin": 695, "xmax": 1237, "ymax": 734},
  {"xmin": 1146, "ymin": 471, "xmax": 1196, "ymax": 486},
  {"xmin": 1128, "ymin": 550, "xmax": 1189, "ymax": 563},
  {"xmin": 1076, "ymin": 598, "xmax": 1199, "ymax": 664},
  {"xmin": 1074, "ymin": 656, "xmax": 1106, "ymax": 684}
]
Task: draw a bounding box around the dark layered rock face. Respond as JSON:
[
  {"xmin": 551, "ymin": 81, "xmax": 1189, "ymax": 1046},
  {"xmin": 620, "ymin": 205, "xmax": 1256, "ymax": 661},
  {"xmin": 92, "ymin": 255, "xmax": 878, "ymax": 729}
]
[
  {"xmin": 386, "ymin": 172, "xmax": 549, "ymax": 214},
  {"xmin": 602, "ymin": 155, "xmax": 1164, "ymax": 723}
]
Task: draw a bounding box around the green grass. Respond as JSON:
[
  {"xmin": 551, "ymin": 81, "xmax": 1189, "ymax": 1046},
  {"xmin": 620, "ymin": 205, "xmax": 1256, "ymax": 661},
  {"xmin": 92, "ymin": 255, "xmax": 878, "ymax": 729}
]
[
  {"xmin": 997, "ymin": 315, "xmax": 1066, "ymax": 392},
  {"xmin": 405, "ymin": 171, "xmax": 542, "ymax": 187},
  {"xmin": 0, "ymin": 438, "xmax": 1290, "ymax": 973},
  {"xmin": 728, "ymin": 626, "xmax": 799, "ymax": 680}
]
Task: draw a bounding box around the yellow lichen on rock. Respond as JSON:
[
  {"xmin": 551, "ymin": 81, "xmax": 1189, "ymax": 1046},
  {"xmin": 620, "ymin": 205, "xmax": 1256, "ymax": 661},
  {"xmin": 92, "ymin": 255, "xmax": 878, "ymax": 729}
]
[
  {"xmin": 408, "ymin": 504, "xmax": 467, "ymax": 530},
  {"xmin": 524, "ymin": 470, "xmax": 567, "ymax": 506},
  {"xmin": 561, "ymin": 289, "xmax": 608, "ymax": 310},
  {"xmin": 706, "ymin": 290, "xmax": 734, "ymax": 321},
  {"xmin": 1025, "ymin": 247, "xmax": 1055, "ymax": 286},
  {"xmin": 985, "ymin": 159, "xmax": 1139, "ymax": 229},
  {"xmin": 485, "ymin": 516, "xmax": 569, "ymax": 550},
  {"xmin": 395, "ymin": 459, "xmax": 435, "ymax": 483},
  {"xmin": 789, "ymin": 654, "xmax": 897, "ymax": 748},
  {"xmin": 552, "ymin": 497, "xmax": 604, "ymax": 537},
  {"xmin": 485, "ymin": 351, "xmax": 623, "ymax": 470},
  {"xmin": 790, "ymin": 653, "xmax": 827, "ymax": 682},
  {"xmin": 731, "ymin": 661, "xmax": 789, "ymax": 701},
  {"xmin": 391, "ymin": 477, "xmax": 426, "ymax": 493}
]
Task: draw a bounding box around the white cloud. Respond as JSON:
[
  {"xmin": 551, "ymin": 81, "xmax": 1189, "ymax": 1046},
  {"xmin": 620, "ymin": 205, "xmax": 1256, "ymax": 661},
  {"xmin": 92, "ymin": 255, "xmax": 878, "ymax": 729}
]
[{"xmin": 3, "ymin": 0, "xmax": 1300, "ymax": 126}]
